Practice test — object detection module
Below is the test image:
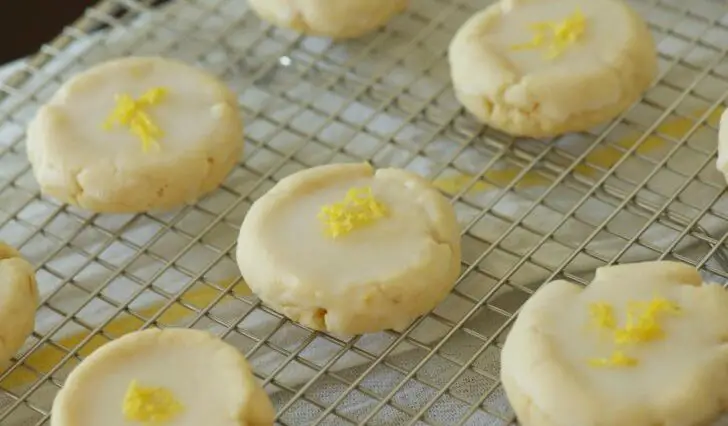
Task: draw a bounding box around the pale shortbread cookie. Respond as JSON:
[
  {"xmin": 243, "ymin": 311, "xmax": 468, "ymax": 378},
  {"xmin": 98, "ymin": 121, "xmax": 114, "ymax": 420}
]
[
  {"xmin": 449, "ymin": 0, "xmax": 657, "ymax": 138},
  {"xmin": 236, "ymin": 163, "xmax": 461, "ymax": 335},
  {"xmin": 51, "ymin": 328, "xmax": 275, "ymax": 426},
  {"xmin": 716, "ymin": 108, "xmax": 728, "ymax": 183},
  {"xmin": 248, "ymin": 0, "xmax": 409, "ymax": 39},
  {"xmin": 0, "ymin": 242, "xmax": 38, "ymax": 370},
  {"xmin": 501, "ymin": 261, "xmax": 728, "ymax": 426},
  {"xmin": 27, "ymin": 56, "xmax": 243, "ymax": 213}
]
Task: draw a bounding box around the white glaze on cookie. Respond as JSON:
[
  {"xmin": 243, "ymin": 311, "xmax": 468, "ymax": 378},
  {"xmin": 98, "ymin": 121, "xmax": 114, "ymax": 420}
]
[
  {"xmin": 27, "ymin": 56, "xmax": 243, "ymax": 213},
  {"xmin": 236, "ymin": 163, "xmax": 462, "ymax": 335},
  {"xmin": 36, "ymin": 59, "xmax": 234, "ymax": 162},
  {"xmin": 51, "ymin": 329, "xmax": 275, "ymax": 426},
  {"xmin": 488, "ymin": 0, "xmax": 631, "ymax": 77},
  {"xmin": 449, "ymin": 0, "xmax": 657, "ymax": 137},
  {"xmin": 265, "ymin": 175, "xmax": 448, "ymax": 289},
  {"xmin": 501, "ymin": 261, "xmax": 728, "ymax": 426}
]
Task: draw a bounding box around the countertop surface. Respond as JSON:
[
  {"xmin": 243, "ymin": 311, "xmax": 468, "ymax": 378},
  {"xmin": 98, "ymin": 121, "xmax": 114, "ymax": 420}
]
[{"xmin": 1, "ymin": 0, "xmax": 93, "ymax": 64}]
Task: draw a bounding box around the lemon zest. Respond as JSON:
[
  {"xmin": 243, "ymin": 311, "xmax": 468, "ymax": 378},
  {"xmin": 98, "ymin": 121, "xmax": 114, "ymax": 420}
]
[
  {"xmin": 586, "ymin": 297, "xmax": 681, "ymax": 368},
  {"xmin": 104, "ymin": 87, "xmax": 168, "ymax": 152},
  {"xmin": 588, "ymin": 302, "xmax": 616, "ymax": 330},
  {"xmin": 318, "ymin": 187, "xmax": 387, "ymax": 238},
  {"xmin": 613, "ymin": 298, "xmax": 681, "ymax": 345},
  {"xmin": 588, "ymin": 351, "xmax": 639, "ymax": 367},
  {"xmin": 511, "ymin": 9, "xmax": 587, "ymax": 59},
  {"xmin": 123, "ymin": 380, "xmax": 184, "ymax": 424}
]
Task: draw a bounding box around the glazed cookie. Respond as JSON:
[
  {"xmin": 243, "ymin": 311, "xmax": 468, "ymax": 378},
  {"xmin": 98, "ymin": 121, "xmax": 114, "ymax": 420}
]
[
  {"xmin": 236, "ymin": 163, "xmax": 461, "ymax": 335},
  {"xmin": 248, "ymin": 0, "xmax": 409, "ymax": 39},
  {"xmin": 51, "ymin": 328, "xmax": 275, "ymax": 426},
  {"xmin": 0, "ymin": 242, "xmax": 38, "ymax": 369},
  {"xmin": 27, "ymin": 56, "xmax": 243, "ymax": 213},
  {"xmin": 449, "ymin": 0, "xmax": 657, "ymax": 138},
  {"xmin": 501, "ymin": 261, "xmax": 728, "ymax": 426}
]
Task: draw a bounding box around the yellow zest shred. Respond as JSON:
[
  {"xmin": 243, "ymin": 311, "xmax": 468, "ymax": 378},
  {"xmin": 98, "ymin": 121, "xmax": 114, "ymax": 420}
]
[
  {"xmin": 586, "ymin": 297, "xmax": 681, "ymax": 368},
  {"xmin": 318, "ymin": 186, "xmax": 387, "ymax": 238},
  {"xmin": 589, "ymin": 302, "xmax": 616, "ymax": 330},
  {"xmin": 511, "ymin": 9, "xmax": 587, "ymax": 59},
  {"xmin": 614, "ymin": 298, "xmax": 681, "ymax": 345},
  {"xmin": 103, "ymin": 87, "xmax": 168, "ymax": 152},
  {"xmin": 588, "ymin": 351, "xmax": 639, "ymax": 368},
  {"xmin": 122, "ymin": 379, "xmax": 184, "ymax": 424}
]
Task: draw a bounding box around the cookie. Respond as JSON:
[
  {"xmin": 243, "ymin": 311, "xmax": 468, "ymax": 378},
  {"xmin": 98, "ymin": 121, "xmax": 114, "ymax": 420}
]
[
  {"xmin": 716, "ymin": 108, "xmax": 728, "ymax": 183},
  {"xmin": 51, "ymin": 328, "xmax": 275, "ymax": 426},
  {"xmin": 0, "ymin": 242, "xmax": 38, "ymax": 370},
  {"xmin": 501, "ymin": 261, "xmax": 728, "ymax": 426},
  {"xmin": 448, "ymin": 0, "xmax": 657, "ymax": 138},
  {"xmin": 248, "ymin": 0, "xmax": 409, "ymax": 39},
  {"xmin": 236, "ymin": 163, "xmax": 461, "ymax": 335},
  {"xmin": 27, "ymin": 56, "xmax": 243, "ymax": 213}
]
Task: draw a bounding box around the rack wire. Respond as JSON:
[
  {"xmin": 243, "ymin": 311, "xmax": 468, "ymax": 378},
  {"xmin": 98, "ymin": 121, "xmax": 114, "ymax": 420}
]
[{"xmin": 2, "ymin": 0, "xmax": 728, "ymax": 424}]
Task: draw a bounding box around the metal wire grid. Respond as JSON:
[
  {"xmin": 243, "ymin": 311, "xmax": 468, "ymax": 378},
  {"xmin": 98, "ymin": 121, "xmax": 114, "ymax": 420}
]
[{"xmin": 1, "ymin": 0, "xmax": 728, "ymax": 424}]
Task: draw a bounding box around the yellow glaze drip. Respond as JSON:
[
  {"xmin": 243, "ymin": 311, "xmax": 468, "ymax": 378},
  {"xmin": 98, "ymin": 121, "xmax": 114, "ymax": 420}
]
[
  {"xmin": 587, "ymin": 296, "xmax": 681, "ymax": 368},
  {"xmin": 433, "ymin": 175, "xmax": 493, "ymax": 195},
  {"xmin": 318, "ymin": 187, "xmax": 387, "ymax": 238},
  {"xmin": 104, "ymin": 87, "xmax": 168, "ymax": 152},
  {"xmin": 511, "ymin": 9, "xmax": 587, "ymax": 59},
  {"xmin": 429, "ymin": 107, "xmax": 726, "ymax": 198},
  {"xmin": 123, "ymin": 380, "xmax": 184, "ymax": 424}
]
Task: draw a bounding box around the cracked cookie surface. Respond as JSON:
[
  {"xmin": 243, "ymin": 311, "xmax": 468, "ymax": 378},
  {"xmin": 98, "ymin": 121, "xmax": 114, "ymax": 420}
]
[
  {"xmin": 448, "ymin": 0, "xmax": 657, "ymax": 138},
  {"xmin": 27, "ymin": 56, "xmax": 243, "ymax": 213},
  {"xmin": 0, "ymin": 242, "xmax": 38, "ymax": 370},
  {"xmin": 236, "ymin": 163, "xmax": 461, "ymax": 335}
]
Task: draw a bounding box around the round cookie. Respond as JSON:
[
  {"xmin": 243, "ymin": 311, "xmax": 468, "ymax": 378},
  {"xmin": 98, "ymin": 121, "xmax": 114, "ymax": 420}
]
[
  {"xmin": 501, "ymin": 261, "xmax": 728, "ymax": 426},
  {"xmin": 236, "ymin": 163, "xmax": 461, "ymax": 335},
  {"xmin": 248, "ymin": 0, "xmax": 409, "ymax": 39},
  {"xmin": 27, "ymin": 56, "xmax": 243, "ymax": 213},
  {"xmin": 0, "ymin": 242, "xmax": 38, "ymax": 370},
  {"xmin": 51, "ymin": 328, "xmax": 275, "ymax": 426},
  {"xmin": 448, "ymin": 0, "xmax": 657, "ymax": 138}
]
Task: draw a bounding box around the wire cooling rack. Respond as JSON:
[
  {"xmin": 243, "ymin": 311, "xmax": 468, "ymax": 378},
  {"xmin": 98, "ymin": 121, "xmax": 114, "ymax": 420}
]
[{"xmin": 3, "ymin": 0, "xmax": 728, "ymax": 425}]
